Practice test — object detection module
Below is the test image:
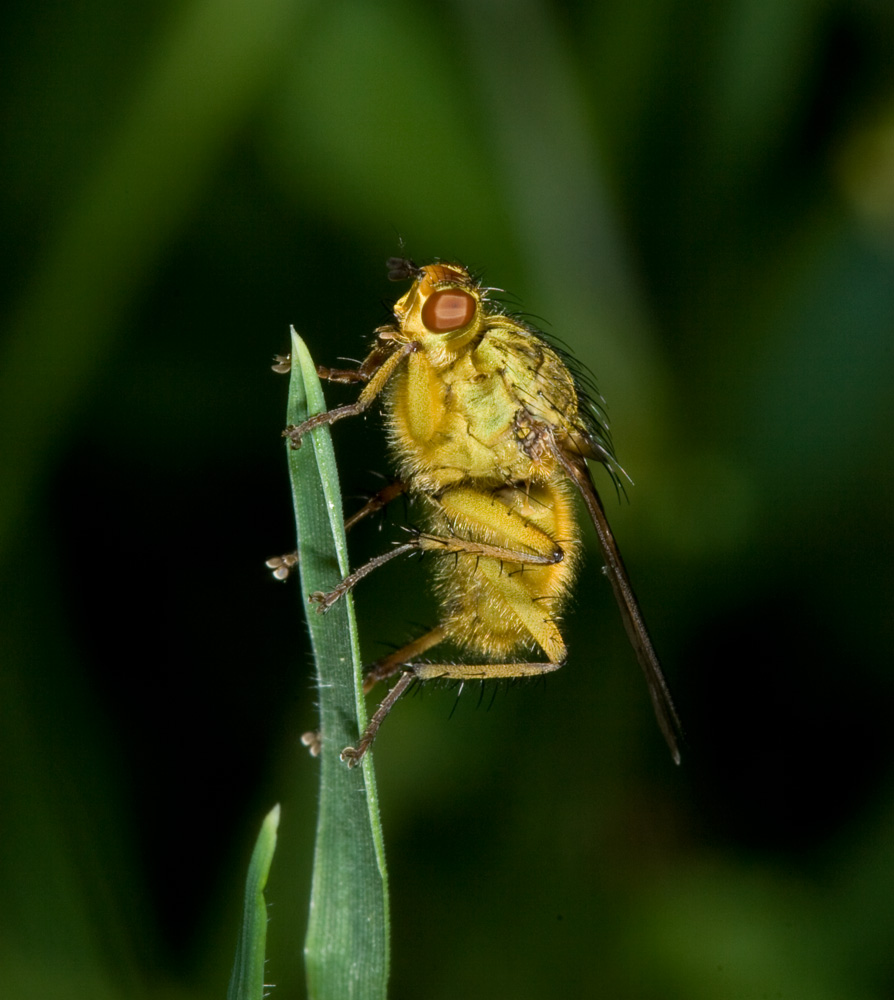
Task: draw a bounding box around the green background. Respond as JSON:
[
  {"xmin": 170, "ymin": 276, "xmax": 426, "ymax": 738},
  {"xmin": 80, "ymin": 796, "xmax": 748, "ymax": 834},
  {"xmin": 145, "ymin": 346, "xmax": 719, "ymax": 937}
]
[{"xmin": 2, "ymin": 0, "xmax": 894, "ymax": 997}]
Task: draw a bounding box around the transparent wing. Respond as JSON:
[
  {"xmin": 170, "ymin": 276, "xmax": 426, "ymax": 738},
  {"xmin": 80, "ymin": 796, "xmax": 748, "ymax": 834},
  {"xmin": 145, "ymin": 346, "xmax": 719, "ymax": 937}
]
[{"xmin": 555, "ymin": 447, "xmax": 683, "ymax": 764}]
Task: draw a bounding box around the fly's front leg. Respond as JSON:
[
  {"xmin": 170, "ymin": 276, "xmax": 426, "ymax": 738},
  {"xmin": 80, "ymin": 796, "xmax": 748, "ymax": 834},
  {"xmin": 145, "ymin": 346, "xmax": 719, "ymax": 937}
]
[
  {"xmin": 269, "ymin": 337, "xmax": 414, "ymax": 581},
  {"xmin": 272, "ymin": 356, "xmax": 371, "ymax": 381},
  {"xmin": 284, "ymin": 340, "xmax": 417, "ymax": 449},
  {"xmin": 271, "ymin": 324, "xmax": 400, "ymax": 378},
  {"xmin": 316, "ymin": 331, "xmax": 401, "ymax": 384}
]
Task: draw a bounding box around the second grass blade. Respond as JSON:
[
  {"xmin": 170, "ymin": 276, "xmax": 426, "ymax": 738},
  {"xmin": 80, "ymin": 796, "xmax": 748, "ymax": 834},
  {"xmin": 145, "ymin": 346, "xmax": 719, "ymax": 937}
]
[{"xmin": 228, "ymin": 804, "xmax": 280, "ymax": 1000}]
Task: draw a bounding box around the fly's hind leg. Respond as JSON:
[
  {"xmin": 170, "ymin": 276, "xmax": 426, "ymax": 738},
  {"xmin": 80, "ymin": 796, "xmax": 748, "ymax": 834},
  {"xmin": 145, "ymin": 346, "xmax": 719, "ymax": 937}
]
[
  {"xmin": 341, "ymin": 672, "xmax": 415, "ymax": 766},
  {"xmin": 338, "ymin": 626, "xmax": 447, "ymax": 766},
  {"xmin": 342, "ymin": 642, "xmax": 567, "ymax": 768},
  {"xmin": 361, "ymin": 626, "xmax": 448, "ymax": 692},
  {"xmin": 341, "ymin": 567, "xmax": 570, "ymax": 766}
]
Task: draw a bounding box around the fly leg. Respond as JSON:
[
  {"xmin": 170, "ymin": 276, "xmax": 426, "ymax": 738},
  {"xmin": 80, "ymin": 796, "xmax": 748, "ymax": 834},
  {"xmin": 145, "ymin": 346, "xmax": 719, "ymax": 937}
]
[
  {"xmin": 344, "ymin": 479, "xmax": 407, "ymax": 531},
  {"xmin": 336, "ymin": 626, "xmax": 448, "ymax": 767},
  {"xmin": 308, "ymin": 530, "xmax": 563, "ymax": 611},
  {"xmin": 266, "ymin": 480, "xmax": 407, "ymax": 581},
  {"xmin": 272, "ymin": 325, "xmax": 401, "ymax": 379},
  {"xmin": 340, "ymin": 608, "xmax": 567, "ymax": 768},
  {"xmin": 362, "ymin": 626, "xmax": 448, "ymax": 692},
  {"xmin": 341, "ymin": 672, "xmax": 415, "ymax": 766},
  {"xmin": 284, "ymin": 341, "xmax": 417, "ymax": 448}
]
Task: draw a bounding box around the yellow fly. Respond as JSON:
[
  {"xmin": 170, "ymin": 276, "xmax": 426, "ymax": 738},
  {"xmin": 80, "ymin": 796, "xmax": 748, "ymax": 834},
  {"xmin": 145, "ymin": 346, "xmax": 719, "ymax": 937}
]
[{"xmin": 276, "ymin": 258, "xmax": 682, "ymax": 765}]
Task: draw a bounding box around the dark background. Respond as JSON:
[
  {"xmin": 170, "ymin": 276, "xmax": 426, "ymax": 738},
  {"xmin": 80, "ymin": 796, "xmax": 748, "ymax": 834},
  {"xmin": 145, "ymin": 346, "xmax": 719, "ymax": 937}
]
[{"xmin": 2, "ymin": 1, "xmax": 894, "ymax": 997}]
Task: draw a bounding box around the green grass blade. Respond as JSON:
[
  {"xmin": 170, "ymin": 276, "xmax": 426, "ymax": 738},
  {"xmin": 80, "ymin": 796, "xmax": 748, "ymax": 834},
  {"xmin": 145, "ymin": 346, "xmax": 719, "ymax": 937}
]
[
  {"xmin": 228, "ymin": 804, "xmax": 281, "ymax": 1000},
  {"xmin": 285, "ymin": 330, "xmax": 389, "ymax": 1000}
]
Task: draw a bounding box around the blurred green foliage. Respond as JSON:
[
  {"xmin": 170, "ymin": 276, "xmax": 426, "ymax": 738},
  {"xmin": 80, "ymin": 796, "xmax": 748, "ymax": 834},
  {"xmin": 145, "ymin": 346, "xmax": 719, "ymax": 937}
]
[{"xmin": 1, "ymin": 0, "xmax": 893, "ymax": 998}]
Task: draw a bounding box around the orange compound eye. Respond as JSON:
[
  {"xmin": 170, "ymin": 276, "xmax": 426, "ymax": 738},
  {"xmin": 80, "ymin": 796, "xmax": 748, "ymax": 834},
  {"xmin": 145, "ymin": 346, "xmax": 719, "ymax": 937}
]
[{"xmin": 421, "ymin": 289, "xmax": 477, "ymax": 333}]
